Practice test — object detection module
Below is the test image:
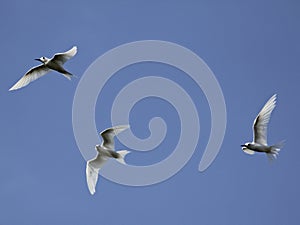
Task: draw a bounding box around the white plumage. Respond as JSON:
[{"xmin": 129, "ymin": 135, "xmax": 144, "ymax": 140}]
[
  {"xmin": 86, "ymin": 125, "xmax": 130, "ymax": 195},
  {"xmin": 9, "ymin": 46, "xmax": 77, "ymax": 91},
  {"xmin": 241, "ymin": 94, "xmax": 284, "ymax": 160}
]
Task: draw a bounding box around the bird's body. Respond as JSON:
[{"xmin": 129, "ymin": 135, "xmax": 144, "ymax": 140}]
[
  {"xmin": 43, "ymin": 57, "xmax": 72, "ymax": 76},
  {"xmin": 9, "ymin": 46, "xmax": 77, "ymax": 91},
  {"xmin": 241, "ymin": 94, "xmax": 284, "ymax": 160},
  {"xmin": 86, "ymin": 125, "xmax": 130, "ymax": 195}
]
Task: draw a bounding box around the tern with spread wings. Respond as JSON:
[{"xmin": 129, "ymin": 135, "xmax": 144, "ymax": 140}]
[
  {"xmin": 86, "ymin": 125, "xmax": 130, "ymax": 195},
  {"xmin": 9, "ymin": 46, "xmax": 77, "ymax": 91},
  {"xmin": 241, "ymin": 94, "xmax": 284, "ymax": 160}
]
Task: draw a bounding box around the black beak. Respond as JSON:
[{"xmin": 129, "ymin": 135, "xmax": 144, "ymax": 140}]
[
  {"xmin": 241, "ymin": 144, "xmax": 246, "ymax": 147},
  {"xmin": 35, "ymin": 58, "xmax": 41, "ymax": 62}
]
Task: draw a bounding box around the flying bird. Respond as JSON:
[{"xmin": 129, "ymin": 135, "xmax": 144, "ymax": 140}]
[
  {"xmin": 9, "ymin": 46, "xmax": 77, "ymax": 91},
  {"xmin": 86, "ymin": 125, "xmax": 130, "ymax": 195},
  {"xmin": 241, "ymin": 94, "xmax": 284, "ymax": 160}
]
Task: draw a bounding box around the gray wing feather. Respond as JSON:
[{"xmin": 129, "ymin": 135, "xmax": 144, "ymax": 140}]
[
  {"xmin": 100, "ymin": 125, "xmax": 129, "ymax": 149},
  {"xmin": 51, "ymin": 46, "xmax": 77, "ymax": 65},
  {"xmin": 86, "ymin": 164, "xmax": 99, "ymax": 195},
  {"xmin": 9, "ymin": 65, "xmax": 50, "ymax": 91},
  {"xmin": 253, "ymin": 94, "xmax": 276, "ymax": 145},
  {"xmin": 86, "ymin": 154, "xmax": 108, "ymax": 195}
]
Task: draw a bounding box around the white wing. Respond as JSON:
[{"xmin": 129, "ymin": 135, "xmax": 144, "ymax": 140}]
[
  {"xmin": 51, "ymin": 46, "xmax": 77, "ymax": 65},
  {"xmin": 86, "ymin": 163, "xmax": 99, "ymax": 195},
  {"xmin": 86, "ymin": 154, "xmax": 108, "ymax": 195},
  {"xmin": 100, "ymin": 125, "xmax": 129, "ymax": 149},
  {"xmin": 242, "ymin": 147, "xmax": 255, "ymax": 155},
  {"xmin": 9, "ymin": 65, "xmax": 50, "ymax": 91},
  {"xmin": 253, "ymin": 94, "xmax": 276, "ymax": 145}
]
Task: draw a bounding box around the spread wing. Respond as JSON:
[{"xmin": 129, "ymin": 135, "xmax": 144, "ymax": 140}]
[
  {"xmin": 100, "ymin": 125, "xmax": 129, "ymax": 149},
  {"xmin": 86, "ymin": 154, "xmax": 108, "ymax": 195},
  {"xmin": 9, "ymin": 65, "xmax": 50, "ymax": 91},
  {"xmin": 51, "ymin": 46, "xmax": 77, "ymax": 65},
  {"xmin": 253, "ymin": 94, "xmax": 276, "ymax": 145},
  {"xmin": 242, "ymin": 147, "xmax": 255, "ymax": 155},
  {"xmin": 86, "ymin": 164, "xmax": 99, "ymax": 195}
]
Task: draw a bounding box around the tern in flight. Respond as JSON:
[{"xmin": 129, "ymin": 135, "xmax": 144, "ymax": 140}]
[
  {"xmin": 86, "ymin": 125, "xmax": 130, "ymax": 195},
  {"xmin": 9, "ymin": 46, "xmax": 77, "ymax": 91},
  {"xmin": 241, "ymin": 94, "xmax": 284, "ymax": 160}
]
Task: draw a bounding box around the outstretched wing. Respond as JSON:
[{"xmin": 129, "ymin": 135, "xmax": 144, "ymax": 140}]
[
  {"xmin": 242, "ymin": 147, "xmax": 255, "ymax": 155},
  {"xmin": 9, "ymin": 65, "xmax": 50, "ymax": 91},
  {"xmin": 86, "ymin": 163, "xmax": 99, "ymax": 195},
  {"xmin": 86, "ymin": 154, "xmax": 108, "ymax": 195},
  {"xmin": 100, "ymin": 125, "xmax": 129, "ymax": 149},
  {"xmin": 51, "ymin": 46, "xmax": 77, "ymax": 65},
  {"xmin": 253, "ymin": 94, "xmax": 276, "ymax": 145}
]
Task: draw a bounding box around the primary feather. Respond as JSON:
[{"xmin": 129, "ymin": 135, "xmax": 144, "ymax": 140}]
[{"xmin": 253, "ymin": 94, "xmax": 276, "ymax": 145}]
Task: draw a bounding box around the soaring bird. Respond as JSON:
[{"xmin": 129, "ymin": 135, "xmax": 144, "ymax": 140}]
[
  {"xmin": 241, "ymin": 94, "xmax": 284, "ymax": 160},
  {"xmin": 9, "ymin": 46, "xmax": 77, "ymax": 91},
  {"xmin": 86, "ymin": 125, "xmax": 130, "ymax": 195}
]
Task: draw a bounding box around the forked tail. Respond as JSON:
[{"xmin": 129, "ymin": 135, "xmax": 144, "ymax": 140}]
[
  {"xmin": 116, "ymin": 150, "xmax": 131, "ymax": 165},
  {"xmin": 266, "ymin": 140, "xmax": 285, "ymax": 160}
]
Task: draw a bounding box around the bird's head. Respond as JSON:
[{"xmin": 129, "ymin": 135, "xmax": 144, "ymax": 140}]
[
  {"xmin": 241, "ymin": 142, "xmax": 251, "ymax": 149},
  {"xmin": 35, "ymin": 56, "xmax": 48, "ymax": 63}
]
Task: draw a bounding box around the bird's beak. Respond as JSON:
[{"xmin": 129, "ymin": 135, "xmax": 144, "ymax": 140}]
[
  {"xmin": 241, "ymin": 144, "xmax": 246, "ymax": 147},
  {"xmin": 35, "ymin": 58, "xmax": 41, "ymax": 62}
]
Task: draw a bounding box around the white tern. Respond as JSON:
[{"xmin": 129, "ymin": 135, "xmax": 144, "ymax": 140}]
[
  {"xmin": 9, "ymin": 46, "xmax": 77, "ymax": 91},
  {"xmin": 241, "ymin": 94, "xmax": 284, "ymax": 160},
  {"xmin": 86, "ymin": 125, "xmax": 130, "ymax": 195}
]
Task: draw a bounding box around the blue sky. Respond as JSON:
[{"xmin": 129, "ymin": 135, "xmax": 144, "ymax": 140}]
[{"xmin": 1, "ymin": 0, "xmax": 299, "ymax": 224}]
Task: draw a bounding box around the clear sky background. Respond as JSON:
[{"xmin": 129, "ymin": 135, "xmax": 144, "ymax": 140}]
[{"xmin": 0, "ymin": 1, "xmax": 299, "ymax": 224}]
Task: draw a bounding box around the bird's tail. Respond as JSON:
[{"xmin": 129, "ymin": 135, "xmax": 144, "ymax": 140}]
[
  {"xmin": 62, "ymin": 72, "xmax": 72, "ymax": 80},
  {"xmin": 266, "ymin": 140, "xmax": 285, "ymax": 160},
  {"xmin": 116, "ymin": 150, "xmax": 130, "ymax": 165}
]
